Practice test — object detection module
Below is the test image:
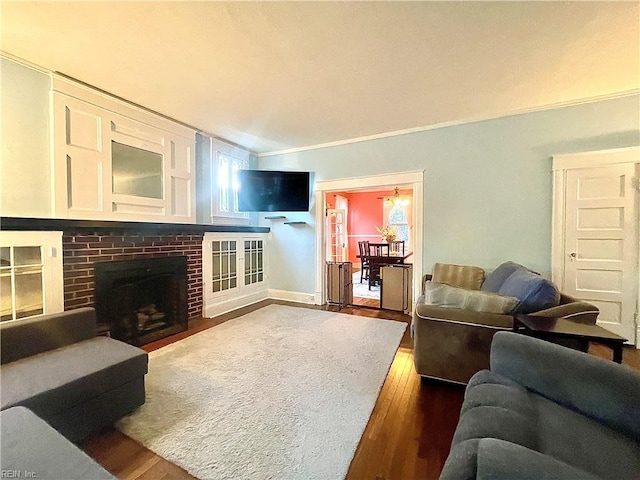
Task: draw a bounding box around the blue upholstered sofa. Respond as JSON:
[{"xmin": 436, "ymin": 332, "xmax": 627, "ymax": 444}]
[{"xmin": 440, "ymin": 332, "xmax": 640, "ymax": 480}]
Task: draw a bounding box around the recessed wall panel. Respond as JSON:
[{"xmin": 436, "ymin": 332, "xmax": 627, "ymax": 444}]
[
  {"xmin": 577, "ymin": 175, "xmax": 624, "ymax": 200},
  {"xmin": 171, "ymin": 177, "xmax": 190, "ymax": 217},
  {"xmin": 589, "ymin": 300, "xmax": 622, "ymax": 325},
  {"xmin": 577, "ymin": 207, "xmax": 623, "ymax": 230},
  {"xmin": 575, "ymin": 269, "xmax": 622, "ymax": 293},
  {"xmin": 67, "ymin": 155, "xmax": 102, "ymax": 211},
  {"xmin": 576, "ymin": 239, "xmax": 623, "ymax": 261},
  {"xmin": 66, "ymin": 107, "xmax": 101, "ymax": 151}
]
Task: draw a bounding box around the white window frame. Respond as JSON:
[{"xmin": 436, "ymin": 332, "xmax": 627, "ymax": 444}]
[
  {"xmin": 211, "ymin": 146, "xmax": 250, "ymax": 224},
  {"xmin": 0, "ymin": 231, "xmax": 64, "ymax": 322}
]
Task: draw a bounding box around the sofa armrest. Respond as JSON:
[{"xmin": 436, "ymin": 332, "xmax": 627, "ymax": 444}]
[
  {"xmin": 0, "ymin": 308, "xmax": 97, "ymax": 364},
  {"xmin": 421, "ymin": 273, "xmax": 432, "ymax": 294},
  {"xmin": 532, "ymin": 301, "xmax": 599, "ymax": 325},
  {"xmin": 490, "ymin": 331, "xmax": 640, "ymax": 439}
]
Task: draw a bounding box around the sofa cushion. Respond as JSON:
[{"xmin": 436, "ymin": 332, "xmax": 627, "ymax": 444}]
[
  {"xmin": 0, "ymin": 407, "xmax": 115, "ymax": 480},
  {"xmin": 440, "ymin": 438, "xmax": 603, "ymax": 480},
  {"xmin": 433, "ymin": 263, "xmax": 485, "ymax": 290},
  {"xmin": 475, "ymin": 438, "xmax": 604, "ymax": 480},
  {"xmin": 423, "ymin": 282, "xmax": 519, "ymax": 314},
  {"xmin": 0, "ymin": 337, "xmax": 148, "ymax": 417},
  {"xmin": 498, "ymin": 267, "xmax": 560, "ymax": 314},
  {"xmin": 453, "ymin": 385, "xmax": 640, "ymax": 480},
  {"xmin": 481, "ymin": 261, "xmax": 525, "ymax": 293}
]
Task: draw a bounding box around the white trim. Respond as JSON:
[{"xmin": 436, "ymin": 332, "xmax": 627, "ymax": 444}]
[
  {"xmin": 314, "ymin": 170, "xmax": 424, "ymax": 306},
  {"xmin": 203, "ymin": 291, "xmax": 269, "ymax": 318},
  {"xmin": 0, "ymin": 51, "xmax": 50, "ymax": 74},
  {"xmin": 315, "ymin": 171, "xmax": 424, "ymax": 192},
  {"xmin": 259, "ymin": 91, "xmax": 640, "ymax": 158},
  {"xmin": 268, "ymin": 289, "xmax": 318, "ymax": 305},
  {"xmin": 552, "ymin": 146, "xmax": 640, "ymax": 171},
  {"xmin": 52, "ymin": 75, "xmax": 195, "ymax": 139}
]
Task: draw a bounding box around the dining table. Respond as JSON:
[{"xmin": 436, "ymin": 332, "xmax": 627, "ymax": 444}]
[{"xmin": 356, "ymin": 248, "xmax": 413, "ymax": 289}]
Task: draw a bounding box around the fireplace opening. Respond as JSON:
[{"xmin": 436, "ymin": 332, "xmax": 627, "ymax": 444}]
[{"xmin": 94, "ymin": 256, "xmax": 188, "ymax": 346}]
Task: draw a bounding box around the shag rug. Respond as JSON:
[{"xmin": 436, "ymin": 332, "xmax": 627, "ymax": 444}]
[
  {"xmin": 117, "ymin": 304, "xmax": 406, "ymax": 480},
  {"xmin": 352, "ymin": 271, "xmax": 380, "ymax": 300}
]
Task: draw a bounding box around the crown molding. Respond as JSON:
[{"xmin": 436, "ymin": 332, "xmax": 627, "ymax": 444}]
[{"xmin": 259, "ymin": 89, "xmax": 640, "ymax": 158}]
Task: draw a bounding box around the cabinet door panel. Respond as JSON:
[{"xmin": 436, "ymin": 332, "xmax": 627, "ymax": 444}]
[
  {"xmin": 168, "ymin": 138, "xmax": 195, "ymax": 221},
  {"xmin": 66, "ymin": 106, "xmax": 102, "ymax": 151},
  {"xmin": 171, "ymin": 176, "xmax": 191, "ymax": 217},
  {"xmin": 66, "ymin": 154, "xmax": 103, "ymax": 211},
  {"xmin": 53, "ymin": 94, "xmax": 109, "ymax": 218}
]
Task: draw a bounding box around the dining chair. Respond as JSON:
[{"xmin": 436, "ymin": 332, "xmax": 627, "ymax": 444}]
[
  {"xmin": 369, "ymin": 243, "xmax": 390, "ymax": 256},
  {"xmin": 357, "ymin": 241, "xmax": 370, "ymax": 283},
  {"xmin": 391, "ymin": 240, "xmax": 405, "ymax": 256}
]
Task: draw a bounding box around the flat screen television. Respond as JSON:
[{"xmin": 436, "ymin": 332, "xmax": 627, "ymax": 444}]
[{"xmin": 238, "ymin": 170, "xmax": 310, "ymax": 212}]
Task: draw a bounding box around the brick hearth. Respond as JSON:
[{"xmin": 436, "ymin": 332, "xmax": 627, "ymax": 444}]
[{"xmin": 62, "ymin": 232, "xmax": 203, "ymax": 320}]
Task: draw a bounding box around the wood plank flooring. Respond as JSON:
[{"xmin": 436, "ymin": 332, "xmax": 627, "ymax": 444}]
[{"xmin": 82, "ymin": 300, "xmax": 640, "ymax": 480}]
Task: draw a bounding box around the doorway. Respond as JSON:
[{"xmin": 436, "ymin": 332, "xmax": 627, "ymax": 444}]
[
  {"xmin": 314, "ymin": 171, "xmax": 424, "ymax": 310},
  {"xmin": 552, "ymin": 148, "xmax": 639, "ymax": 346}
]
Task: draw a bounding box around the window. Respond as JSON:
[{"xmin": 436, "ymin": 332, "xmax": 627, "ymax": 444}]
[
  {"xmin": 214, "ymin": 152, "xmax": 248, "ymax": 220},
  {"xmin": 387, "ymin": 204, "xmax": 410, "ymax": 249},
  {"xmin": 0, "ymin": 231, "xmax": 64, "ymax": 322}
]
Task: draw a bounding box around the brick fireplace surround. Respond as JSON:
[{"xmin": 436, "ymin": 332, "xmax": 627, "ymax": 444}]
[
  {"xmin": 2, "ymin": 217, "xmax": 270, "ymax": 326},
  {"xmin": 63, "ymin": 231, "xmax": 204, "ymax": 320}
]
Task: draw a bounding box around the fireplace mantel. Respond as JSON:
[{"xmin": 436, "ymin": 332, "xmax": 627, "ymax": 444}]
[{"xmin": 0, "ymin": 217, "xmax": 269, "ymax": 234}]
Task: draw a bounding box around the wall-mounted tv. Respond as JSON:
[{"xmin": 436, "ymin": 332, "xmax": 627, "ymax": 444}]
[{"xmin": 238, "ymin": 170, "xmax": 310, "ymax": 212}]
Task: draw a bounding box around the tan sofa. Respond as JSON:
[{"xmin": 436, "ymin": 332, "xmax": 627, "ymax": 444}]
[{"xmin": 412, "ymin": 262, "xmax": 599, "ymax": 385}]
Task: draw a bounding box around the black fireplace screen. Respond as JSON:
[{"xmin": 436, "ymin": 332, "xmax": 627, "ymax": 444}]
[{"xmin": 94, "ymin": 256, "xmax": 188, "ymax": 346}]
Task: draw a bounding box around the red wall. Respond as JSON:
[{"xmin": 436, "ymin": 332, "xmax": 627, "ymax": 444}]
[{"xmin": 329, "ymin": 191, "xmax": 387, "ymax": 262}]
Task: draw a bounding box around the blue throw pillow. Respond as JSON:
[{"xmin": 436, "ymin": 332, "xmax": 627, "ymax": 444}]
[
  {"xmin": 498, "ymin": 267, "xmax": 560, "ymax": 314},
  {"xmin": 481, "ymin": 261, "xmax": 526, "ymax": 293}
]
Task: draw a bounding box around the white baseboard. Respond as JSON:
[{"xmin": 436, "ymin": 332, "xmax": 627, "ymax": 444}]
[
  {"xmin": 268, "ymin": 289, "xmax": 319, "ymax": 305},
  {"xmin": 203, "ymin": 290, "xmax": 269, "ymax": 318}
]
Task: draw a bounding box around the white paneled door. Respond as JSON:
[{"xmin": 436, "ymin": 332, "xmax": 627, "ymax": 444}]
[{"xmin": 563, "ymin": 163, "xmax": 639, "ymax": 342}]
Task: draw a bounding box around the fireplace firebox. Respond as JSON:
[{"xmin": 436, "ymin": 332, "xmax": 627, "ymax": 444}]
[{"xmin": 94, "ymin": 256, "xmax": 188, "ymax": 346}]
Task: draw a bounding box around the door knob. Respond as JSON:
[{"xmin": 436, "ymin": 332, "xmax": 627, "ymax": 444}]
[{"xmin": 569, "ymin": 252, "xmax": 577, "ymax": 261}]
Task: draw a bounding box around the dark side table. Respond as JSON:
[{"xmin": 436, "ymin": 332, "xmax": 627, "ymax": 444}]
[{"xmin": 513, "ymin": 314, "xmax": 627, "ymax": 364}]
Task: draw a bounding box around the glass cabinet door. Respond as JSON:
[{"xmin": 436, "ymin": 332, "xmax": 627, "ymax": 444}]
[
  {"xmin": 0, "ymin": 232, "xmax": 63, "ymax": 322},
  {"xmin": 210, "ymin": 240, "xmax": 238, "ymax": 293}
]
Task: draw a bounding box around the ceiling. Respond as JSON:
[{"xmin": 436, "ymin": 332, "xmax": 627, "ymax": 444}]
[{"xmin": 1, "ymin": 2, "xmax": 638, "ymax": 155}]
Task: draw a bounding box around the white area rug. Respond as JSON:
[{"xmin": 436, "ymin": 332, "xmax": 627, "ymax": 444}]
[
  {"xmin": 117, "ymin": 304, "xmax": 406, "ymax": 480},
  {"xmin": 352, "ymin": 271, "xmax": 380, "ymax": 299}
]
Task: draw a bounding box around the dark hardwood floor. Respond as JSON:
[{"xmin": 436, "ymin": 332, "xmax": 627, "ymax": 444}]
[{"xmin": 82, "ymin": 300, "xmax": 640, "ymax": 480}]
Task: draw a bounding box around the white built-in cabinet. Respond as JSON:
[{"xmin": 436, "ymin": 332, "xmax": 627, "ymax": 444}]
[
  {"xmin": 202, "ymin": 232, "xmax": 268, "ymax": 317},
  {"xmin": 0, "ymin": 231, "xmax": 64, "ymax": 322},
  {"xmin": 51, "ymin": 75, "xmax": 196, "ymax": 223}
]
